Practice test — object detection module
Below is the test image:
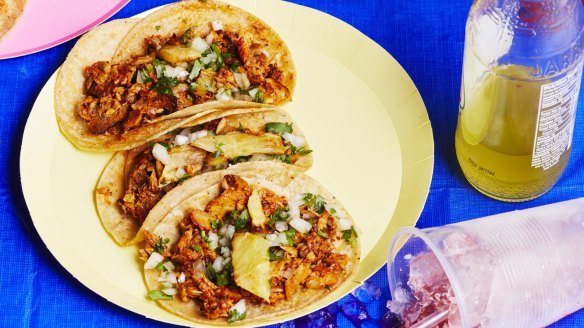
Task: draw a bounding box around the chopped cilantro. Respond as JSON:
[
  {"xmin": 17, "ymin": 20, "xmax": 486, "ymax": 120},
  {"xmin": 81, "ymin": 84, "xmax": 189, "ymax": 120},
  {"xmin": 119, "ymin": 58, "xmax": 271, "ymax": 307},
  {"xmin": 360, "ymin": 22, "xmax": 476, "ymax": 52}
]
[
  {"xmin": 210, "ymin": 219, "xmax": 222, "ymax": 230},
  {"xmin": 191, "ymin": 244, "xmax": 202, "ymax": 252},
  {"xmin": 200, "ymin": 231, "xmax": 211, "ymax": 244},
  {"xmin": 303, "ymin": 193, "xmax": 326, "ymax": 214},
  {"xmin": 155, "ymin": 25, "xmax": 161, "ymax": 31},
  {"xmin": 154, "ymin": 261, "xmax": 166, "ymax": 271},
  {"xmin": 153, "ymin": 76, "xmax": 178, "ymax": 95},
  {"xmin": 265, "ymin": 122, "xmax": 293, "ymax": 136},
  {"xmin": 317, "ymin": 230, "xmax": 328, "ymax": 238},
  {"xmin": 213, "ymin": 141, "xmax": 225, "ymax": 158},
  {"xmin": 158, "ymin": 142, "xmax": 171, "ymax": 150},
  {"xmin": 268, "ymin": 247, "xmax": 285, "ymax": 261},
  {"xmin": 154, "ymin": 237, "xmax": 170, "ymax": 253},
  {"xmin": 181, "ymin": 27, "xmax": 195, "ymax": 44},
  {"xmin": 210, "ymin": 43, "xmax": 223, "ymax": 65},
  {"xmin": 290, "ymin": 145, "xmax": 313, "ymax": 156},
  {"xmin": 228, "ymin": 309, "xmax": 246, "ymax": 323},
  {"xmin": 253, "ymin": 89, "xmax": 265, "ymax": 103},
  {"xmin": 228, "ymin": 155, "xmax": 251, "ymax": 165},
  {"xmin": 166, "ymin": 128, "xmax": 181, "ymax": 136},
  {"xmin": 342, "ymin": 226, "xmax": 357, "ymax": 245},
  {"xmin": 228, "ymin": 209, "xmax": 250, "ymax": 231},
  {"xmin": 138, "ymin": 68, "xmax": 151, "ymax": 82},
  {"xmin": 268, "ymin": 208, "xmax": 289, "ymax": 226},
  {"xmin": 177, "ymin": 174, "xmax": 192, "ymax": 185},
  {"xmin": 148, "ymin": 290, "xmax": 172, "ymax": 300},
  {"xmin": 237, "ymin": 122, "xmax": 245, "ymax": 132},
  {"xmin": 207, "ymin": 262, "xmax": 232, "ymax": 287},
  {"xmin": 284, "ymin": 228, "xmax": 296, "ymax": 246}
]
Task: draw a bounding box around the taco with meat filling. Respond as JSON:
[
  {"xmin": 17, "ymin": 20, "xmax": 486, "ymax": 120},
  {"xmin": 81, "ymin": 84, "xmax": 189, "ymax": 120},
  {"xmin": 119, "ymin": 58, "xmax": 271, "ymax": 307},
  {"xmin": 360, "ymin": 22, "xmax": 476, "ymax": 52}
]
[
  {"xmin": 96, "ymin": 109, "xmax": 312, "ymax": 246},
  {"xmin": 138, "ymin": 161, "xmax": 360, "ymax": 325},
  {"xmin": 55, "ymin": 0, "xmax": 295, "ymax": 152}
]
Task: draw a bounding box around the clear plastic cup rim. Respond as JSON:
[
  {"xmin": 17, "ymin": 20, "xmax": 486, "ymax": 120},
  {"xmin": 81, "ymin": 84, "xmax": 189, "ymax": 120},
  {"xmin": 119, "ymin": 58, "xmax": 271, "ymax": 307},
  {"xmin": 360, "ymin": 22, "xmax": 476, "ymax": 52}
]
[{"xmin": 387, "ymin": 226, "xmax": 470, "ymax": 328}]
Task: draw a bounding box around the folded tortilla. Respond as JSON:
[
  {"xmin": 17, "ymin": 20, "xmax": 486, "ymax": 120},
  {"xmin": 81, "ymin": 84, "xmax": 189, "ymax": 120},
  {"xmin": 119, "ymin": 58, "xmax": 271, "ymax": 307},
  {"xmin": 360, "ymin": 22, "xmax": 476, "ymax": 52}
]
[
  {"xmin": 96, "ymin": 109, "xmax": 313, "ymax": 246},
  {"xmin": 139, "ymin": 161, "xmax": 359, "ymax": 325}
]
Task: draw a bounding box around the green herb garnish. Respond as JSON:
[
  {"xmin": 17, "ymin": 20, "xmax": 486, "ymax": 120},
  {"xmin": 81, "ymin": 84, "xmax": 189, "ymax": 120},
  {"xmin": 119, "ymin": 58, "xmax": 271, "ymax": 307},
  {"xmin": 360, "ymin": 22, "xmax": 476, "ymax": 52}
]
[
  {"xmin": 153, "ymin": 76, "xmax": 178, "ymax": 95},
  {"xmin": 148, "ymin": 290, "xmax": 172, "ymax": 300},
  {"xmin": 228, "ymin": 209, "xmax": 250, "ymax": 231},
  {"xmin": 154, "ymin": 237, "xmax": 170, "ymax": 253},
  {"xmin": 155, "ymin": 25, "xmax": 161, "ymax": 31},
  {"xmin": 268, "ymin": 208, "xmax": 289, "ymax": 227},
  {"xmin": 265, "ymin": 122, "xmax": 293, "ymax": 136},
  {"xmin": 177, "ymin": 174, "xmax": 192, "ymax": 185},
  {"xmin": 284, "ymin": 228, "xmax": 296, "ymax": 246},
  {"xmin": 228, "ymin": 309, "xmax": 246, "ymax": 323},
  {"xmin": 303, "ymin": 193, "xmax": 326, "ymax": 214},
  {"xmin": 181, "ymin": 27, "xmax": 195, "ymax": 44},
  {"xmin": 268, "ymin": 247, "xmax": 285, "ymax": 261},
  {"xmin": 213, "ymin": 141, "xmax": 225, "ymax": 158},
  {"xmin": 191, "ymin": 244, "xmax": 202, "ymax": 252},
  {"xmin": 317, "ymin": 230, "xmax": 328, "ymax": 238},
  {"xmin": 210, "ymin": 219, "xmax": 222, "ymax": 230}
]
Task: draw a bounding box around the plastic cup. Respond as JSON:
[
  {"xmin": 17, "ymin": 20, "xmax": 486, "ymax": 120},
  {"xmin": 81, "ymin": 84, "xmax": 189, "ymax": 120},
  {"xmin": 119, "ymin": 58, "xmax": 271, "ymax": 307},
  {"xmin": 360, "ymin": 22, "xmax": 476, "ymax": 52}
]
[{"xmin": 387, "ymin": 198, "xmax": 584, "ymax": 327}]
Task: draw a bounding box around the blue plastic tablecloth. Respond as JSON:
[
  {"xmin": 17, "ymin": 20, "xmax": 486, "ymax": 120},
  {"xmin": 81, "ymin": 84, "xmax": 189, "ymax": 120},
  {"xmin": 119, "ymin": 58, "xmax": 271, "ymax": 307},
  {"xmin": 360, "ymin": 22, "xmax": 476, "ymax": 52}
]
[{"xmin": 1, "ymin": 0, "xmax": 583, "ymax": 327}]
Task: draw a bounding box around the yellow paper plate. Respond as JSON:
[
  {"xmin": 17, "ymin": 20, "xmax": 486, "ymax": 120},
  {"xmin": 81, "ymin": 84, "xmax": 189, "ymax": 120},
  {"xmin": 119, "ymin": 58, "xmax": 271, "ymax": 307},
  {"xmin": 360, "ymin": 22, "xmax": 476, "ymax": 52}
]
[{"xmin": 20, "ymin": 0, "xmax": 434, "ymax": 326}]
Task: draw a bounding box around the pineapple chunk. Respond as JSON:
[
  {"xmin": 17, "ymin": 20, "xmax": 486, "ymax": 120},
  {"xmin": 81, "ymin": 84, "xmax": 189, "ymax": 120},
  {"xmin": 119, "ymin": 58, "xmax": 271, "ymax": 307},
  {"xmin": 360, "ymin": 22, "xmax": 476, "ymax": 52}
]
[
  {"xmin": 157, "ymin": 45, "xmax": 202, "ymax": 65},
  {"xmin": 231, "ymin": 233, "xmax": 271, "ymax": 301},
  {"xmin": 159, "ymin": 146, "xmax": 205, "ymax": 184},
  {"xmin": 248, "ymin": 189, "xmax": 268, "ymax": 229},
  {"xmin": 192, "ymin": 133, "xmax": 286, "ymax": 159}
]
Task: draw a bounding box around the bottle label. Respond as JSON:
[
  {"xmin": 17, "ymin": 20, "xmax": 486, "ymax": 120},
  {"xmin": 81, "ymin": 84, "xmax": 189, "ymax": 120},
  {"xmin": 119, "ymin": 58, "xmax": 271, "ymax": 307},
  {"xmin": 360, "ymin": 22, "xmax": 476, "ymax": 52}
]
[{"xmin": 531, "ymin": 64, "xmax": 583, "ymax": 170}]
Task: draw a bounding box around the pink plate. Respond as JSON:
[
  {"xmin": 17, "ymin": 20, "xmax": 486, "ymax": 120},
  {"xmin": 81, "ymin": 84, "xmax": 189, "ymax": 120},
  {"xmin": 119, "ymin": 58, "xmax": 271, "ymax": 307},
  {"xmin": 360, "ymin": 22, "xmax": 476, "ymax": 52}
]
[{"xmin": 0, "ymin": 0, "xmax": 129, "ymax": 59}]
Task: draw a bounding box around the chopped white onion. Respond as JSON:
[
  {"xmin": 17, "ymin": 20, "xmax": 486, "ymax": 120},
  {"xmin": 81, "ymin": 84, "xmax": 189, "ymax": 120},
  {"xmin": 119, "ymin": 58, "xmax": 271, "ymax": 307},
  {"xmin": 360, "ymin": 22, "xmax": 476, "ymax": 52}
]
[
  {"xmin": 266, "ymin": 233, "xmax": 280, "ymax": 247},
  {"xmin": 166, "ymin": 272, "xmax": 178, "ymax": 284},
  {"xmin": 288, "ymin": 194, "xmax": 304, "ymax": 221},
  {"xmin": 144, "ymin": 252, "xmax": 164, "ymax": 270},
  {"xmin": 289, "ymin": 218, "xmax": 312, "ymax": 234},
  {"xmin": 219, "ymin": 236, "xmax": 229, "ymax": 247},
  {"xmin": 161, "ymin": 281, "xmax": 173, "ymax": 288},
  {"xmin": 233, "ymin": 72, "xmax": 244, "ymax": 88},
  {"xmin": 261, "ymin": 49, "xmax": 270, "ymax": 58},
  {"xmin": 226, "ymin": 225, "xmax": 235, "ymax": 240},
  {"xmin": 230, "ymin": 299, "xmax": 246, "ymax": 316},
  {"xmin": 248, "ymin": 88, "xmax": 259, "ymax": 98},
  {"xmin": 193, "ymin": 260, "xmax": 206, "ymax": 274},
  {"xmin": 163, "ymin": 65, "xmax": 189, "ymax": 79},
  {"xmin": 191, "ymin": 37, "xmax": 209, "ymax": 52},
  {"xmin": 163, "ymin": 261, "xmax": 176, "ymax": 272},
  {"xmin": 178, "ymin": 272, "xmax": 186, "ymax": 284},
  {"xmin": 158, "ymin": 271, "xmax": 169, "ymax": 282},
  {"xmin": 338, "ymin": 218, "xmax": 353, "ymax": 231},
  {"xmin": 175, "ymin": 134, "xmax": 189, "ymax": 146},
  {"xmin": 136, "ymin": 70, "xmax": 149, "ymax": 83},
  {"xmin": 282, "ymin": 133, "xmax": 305, "ymax": 148},
  {"xmin": 205, "ymin": 33, "xmax": 214, "ymax": 45},
  {"xmin": 221, "ymin": 246, "xmax": 231, "ymax": 258},
  {"xmin": 211, "ymin": 20, "xmax": 224, "ymax": 31},
  {"xmin": 179, "ymin": 128, "xmax": 191, "ymax": 136},
  {"xmin": 282, "ymin": 268, "xmax": 292, "ymax": 279},
  {"xmin": 152, "ymin": 144, "xmax": 170, "ymax": 165},
  {"xmin": 241, "ymin": 73, "xmax": 251, "ymax": 89},
  {"xmin": 162, "ymin": 288, "xmax": 177, "ymax": 296},
  {"xmin": 208, "ymin": 232, "xmax": 219, "ymax": 250},
  {"xmin": 188, "ymin": 129, "xmax": 209, "ymax": 143},
  {"xmin": 215, "ymin": 88, "xmax": 232, "ymax": 101},
  {"xmin": 175, "ymin": 167, "xmax": 186, "ymax": 179},
  {"xmin": 213, "ymin": 256, "xmax": 225, "ymax": 273},
  {"xmin": 275, "ymin": 221, "xmax": 288, "ymax": 232},
  {"xmin": 201, "ymin": 52, "xmax": 217, "ymax": 65},
  {"xmin": 278, "ymin": 232, "xmax": 289, "ymax": 245}
]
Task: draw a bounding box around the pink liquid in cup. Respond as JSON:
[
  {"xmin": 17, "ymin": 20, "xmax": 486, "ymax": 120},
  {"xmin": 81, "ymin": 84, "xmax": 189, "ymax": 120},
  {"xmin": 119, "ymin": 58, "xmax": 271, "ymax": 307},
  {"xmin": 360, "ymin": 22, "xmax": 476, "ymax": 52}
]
[{"xmin": 388, "ymin": 198, "xmax": 584, "ymax": 327}]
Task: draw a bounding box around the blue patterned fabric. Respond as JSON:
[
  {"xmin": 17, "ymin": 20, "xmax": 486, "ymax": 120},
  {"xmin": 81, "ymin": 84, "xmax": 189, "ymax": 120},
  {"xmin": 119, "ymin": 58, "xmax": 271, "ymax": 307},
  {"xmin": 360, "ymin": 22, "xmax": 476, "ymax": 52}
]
[{"xmin": 1, "ymin": 0, "xmax": 582, "ymax": 327}]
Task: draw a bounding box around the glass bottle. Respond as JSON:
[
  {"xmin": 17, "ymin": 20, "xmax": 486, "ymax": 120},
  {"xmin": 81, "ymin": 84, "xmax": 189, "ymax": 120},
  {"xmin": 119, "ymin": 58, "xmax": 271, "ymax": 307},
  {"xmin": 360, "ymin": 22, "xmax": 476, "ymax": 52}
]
[{"xmin": 455, "ymin": 0, "xmax": 584, "ymax": 201}]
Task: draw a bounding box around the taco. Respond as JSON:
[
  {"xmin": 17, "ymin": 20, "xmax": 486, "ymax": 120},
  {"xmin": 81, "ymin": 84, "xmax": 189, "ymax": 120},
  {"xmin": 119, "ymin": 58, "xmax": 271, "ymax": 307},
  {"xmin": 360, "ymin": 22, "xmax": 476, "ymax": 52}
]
[
  {"xmin": 138, "ymin": 161, "xmax": 360, "ymax": 325},
  {"xmin": 55, "ymin": 0, "xmax": 295, "ymax": 151},
  {"xmin": 96, "ymin": 109, "xmax": 313, "ymax": 246}
]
